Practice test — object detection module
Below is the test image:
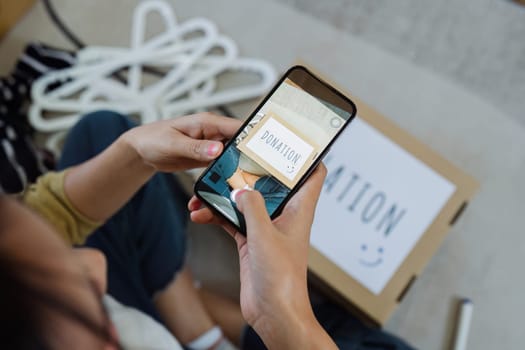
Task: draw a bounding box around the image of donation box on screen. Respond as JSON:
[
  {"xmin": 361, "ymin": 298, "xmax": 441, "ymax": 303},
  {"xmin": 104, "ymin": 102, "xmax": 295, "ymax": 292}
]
[
  {"xmin": 237, "ymin": 112, "xmax": 317, "ymax": 189},
  {"xmin": 237, "ymin": 79, "xmax": 349, "ymax": 189}
]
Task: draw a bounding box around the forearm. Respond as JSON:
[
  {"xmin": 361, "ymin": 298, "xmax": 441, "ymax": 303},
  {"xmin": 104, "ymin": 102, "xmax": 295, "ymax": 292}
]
[
  {"xmin": 292, "ymin": 319, "xmax": 338, "ymax": 350},
  {"xmin": 64, "ymin": 134, "xmax": 155, "ymax": 222},
  {"xmin": 258, "ymin": 309, "xmax": 337, "ymax": 350},
  {"xmin": 253, "ymin": 289, "xmax": 338, "ymax": 350}
]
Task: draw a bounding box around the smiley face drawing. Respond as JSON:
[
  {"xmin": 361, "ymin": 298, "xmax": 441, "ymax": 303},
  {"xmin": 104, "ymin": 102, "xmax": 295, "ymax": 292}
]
[
  {"xmin": 358, "ymin": 244, "xmax": 384, "ymax": 268},
  {"xmin": 286, "ymin": 164, "xmax": 295, "ymax": 173}
]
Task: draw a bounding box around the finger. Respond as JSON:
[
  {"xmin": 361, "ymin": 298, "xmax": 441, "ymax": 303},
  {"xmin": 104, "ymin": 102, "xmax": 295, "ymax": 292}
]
[
  {"xmin": 235, "ymin": 189, "xmax": 272, "ymax": 233},
  {"xmin": 233, "ymin": 231, "xmax": 247, "ymax": 251},
  {"xmin": 190, "ymin": 207, "xmax": 213, "ymax": 224},
  {"xmin": 177, "ymin": 133, "xmax": 224, "ymax": 162},
  {"xmin": 181, "ymin": 113, "xmax": 242, "ymax": 140},
  {"xmin": 188, "ymin": 196, "xmax": 203, "ymax": 211},
  {"xmin": 199, "ymin": 113, "xmax": 242, "ymax": 140}
]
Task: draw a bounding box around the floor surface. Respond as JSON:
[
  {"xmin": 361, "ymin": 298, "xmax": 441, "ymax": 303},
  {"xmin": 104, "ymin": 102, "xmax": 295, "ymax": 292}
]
[{"xmin": 278, "ymin": 0, "xmax": 525, "ymax": 128}]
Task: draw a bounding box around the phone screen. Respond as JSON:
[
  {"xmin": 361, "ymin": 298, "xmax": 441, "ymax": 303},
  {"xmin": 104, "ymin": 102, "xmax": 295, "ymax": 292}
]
[{"xmin": 195, "ymin": 66, "xmax": 356, "ymax": 230}]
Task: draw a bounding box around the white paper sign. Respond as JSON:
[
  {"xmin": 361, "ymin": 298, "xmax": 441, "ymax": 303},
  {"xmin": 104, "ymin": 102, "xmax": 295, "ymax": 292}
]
[
  {"xmin": 311, "ymin": 117, "xmax": 456, "ymax": 295},
  {"xmin": 245, "ymin": 116, "xmax": 314, "ymax": 181}
]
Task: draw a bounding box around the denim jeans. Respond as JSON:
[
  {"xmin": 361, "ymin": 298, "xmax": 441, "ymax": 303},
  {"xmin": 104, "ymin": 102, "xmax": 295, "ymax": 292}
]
[
  {"xmin": 202, "ymin": 145, "xmax": 289, "ymax": 215},
  {"xmin": 58, "ymin": 111, "xmax": 188, "ymax": 323}
]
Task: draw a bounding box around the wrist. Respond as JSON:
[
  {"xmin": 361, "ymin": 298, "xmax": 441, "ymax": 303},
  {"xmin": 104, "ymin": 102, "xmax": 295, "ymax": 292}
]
[
  {"xmin": 253, "ymin": 297, "xmax": 336, "ymax": 350},
  {"xmin": 118, "ymin": 131, "xmax": 156, "ymax": 175}
]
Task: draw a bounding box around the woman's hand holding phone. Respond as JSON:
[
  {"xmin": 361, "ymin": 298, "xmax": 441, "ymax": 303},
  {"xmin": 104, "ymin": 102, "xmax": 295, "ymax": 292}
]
[
  {"xmin": 189, "ymin": 165, "xmax": 338, "ymax": 349},
  {"xmin": 122, "ymin": 112, "xmax": 241, "ymax": 172}
]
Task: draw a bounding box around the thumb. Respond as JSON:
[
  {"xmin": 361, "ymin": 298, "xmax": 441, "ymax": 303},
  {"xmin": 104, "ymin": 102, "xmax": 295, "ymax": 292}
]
[
  {"xmin": 182, "ymin": 138, "xmax": 223, "ymax": 161},
  {"xmin": 235, "ymin": 189, "xmax": 272, "ymax": 231}
]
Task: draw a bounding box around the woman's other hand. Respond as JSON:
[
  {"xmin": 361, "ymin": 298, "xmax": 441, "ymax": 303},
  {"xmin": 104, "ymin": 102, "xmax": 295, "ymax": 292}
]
[
  {"xmin": 122, "ymin": 112, "xmax": 241, "ymax": 172},
  {"xmin": 189, "ymin": 165, "xmax": 337, "ymax": 349}
]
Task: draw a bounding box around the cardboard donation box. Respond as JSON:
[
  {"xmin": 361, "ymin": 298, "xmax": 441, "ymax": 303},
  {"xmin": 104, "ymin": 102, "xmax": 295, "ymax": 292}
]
[{"xmin": 307, "ymin": 68, "xmax": 478, "ymax": 326}]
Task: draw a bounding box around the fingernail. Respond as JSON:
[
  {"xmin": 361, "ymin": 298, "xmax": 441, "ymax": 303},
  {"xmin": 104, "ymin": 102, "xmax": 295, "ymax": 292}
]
[
  {"xmin": 235, "ymin": 188, "xmax": 251, "ymax": 202},
  {"xmin": 230, "ymin": 188, "xmax": 251, "ymax": 203},
  {"xmin": 188, "ymin": 200, "xmax": 200, "ymax": 211},
  {"xmin": 207, "ymin": 143, "xmax": 220, "ymax": 157}
]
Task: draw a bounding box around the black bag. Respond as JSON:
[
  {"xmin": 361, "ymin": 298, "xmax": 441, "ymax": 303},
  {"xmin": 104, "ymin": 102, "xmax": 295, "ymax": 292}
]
[
  {"xmin": 0, "ymin": 42, "xmax": 74, "ymax": 193},
  {"xmin": 0, "ymin": 118, "xmax": 52, "ymax": 194}
]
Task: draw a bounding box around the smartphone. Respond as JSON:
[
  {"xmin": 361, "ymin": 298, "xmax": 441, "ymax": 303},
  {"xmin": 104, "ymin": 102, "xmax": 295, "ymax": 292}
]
[{"xmin": 194, "ymin": 65, "xmax": 357, "ymax": 233}]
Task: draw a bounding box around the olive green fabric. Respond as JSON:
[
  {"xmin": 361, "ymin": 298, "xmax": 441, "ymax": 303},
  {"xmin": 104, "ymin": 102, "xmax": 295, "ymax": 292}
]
[{"xmin": 22, "ymin": 170, "xmax": 102, "ymax": 245}]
